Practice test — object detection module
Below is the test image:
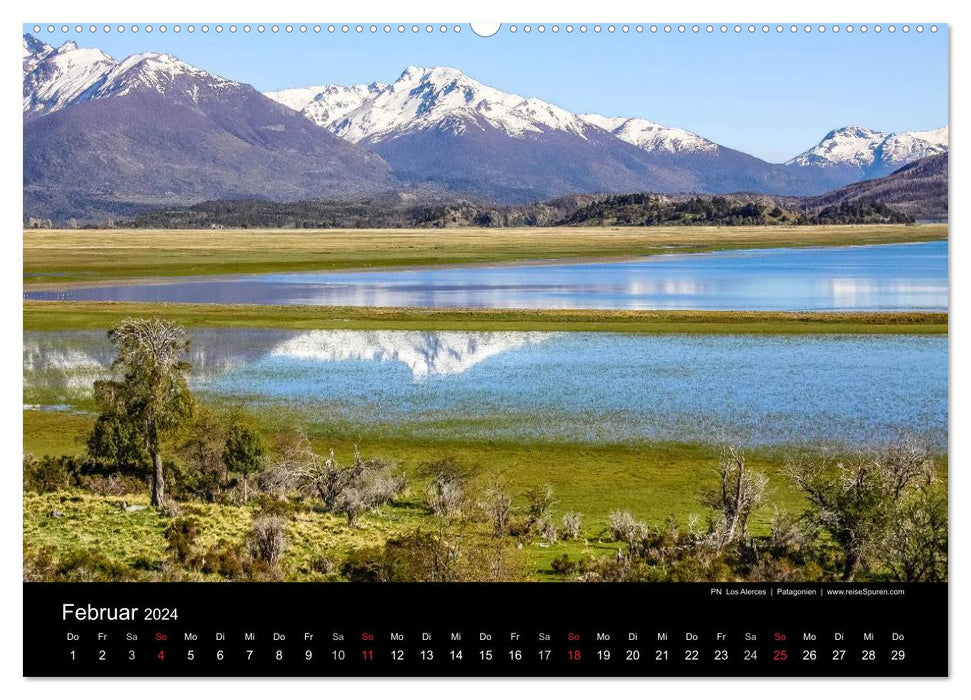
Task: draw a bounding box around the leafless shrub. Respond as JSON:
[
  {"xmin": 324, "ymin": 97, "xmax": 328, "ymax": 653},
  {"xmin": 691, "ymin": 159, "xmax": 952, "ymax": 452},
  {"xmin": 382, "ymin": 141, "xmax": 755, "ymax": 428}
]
[
  {"xmin": 332, "ymin": 457, "xmax": 406, "ymax": 526},
  {"xmin": 263, "ymin": 433, "xmax": 406, "ymax": 526},
  {"xmin": 481, "ymin": 481, "xmax": 513, "ymax": 538},
  {"xmin": 248, "ymin": 515, "xmax": 288, "ymax": 565},
  {"xmin": 255, "ymin": 464, "xmax": 299, "ymax": 500},
  {"xmin": 877, "ymin": 434, "xmax": 936, "ymax": 498},
  {"xmin": 561, "ymin": 511, "xmax": 583, "ymax": 540},
  {"xmin": 537, "ymin": 516, "xmax": 558, "ymax": 544},
  {"xmin": 420, "ymin": 458, "xmax": 476, "ymax": 519},
  {"xmin": 430, "ymin": 481, "xmax": 463, "ymax": 517},
  {"xmin": 608, "ymin": 510, "xmax": 649, "ymax": 549},
  {"xmin": 256, "ymin": 431, "xmax": 311, "ymax": 499},
  {"xmin": 310, "ymin": 554, "xmax": 337, "ymax": 575},
  {"xmin": 526, "ymin": 484, "xmax": 556, "ymax": 523}
]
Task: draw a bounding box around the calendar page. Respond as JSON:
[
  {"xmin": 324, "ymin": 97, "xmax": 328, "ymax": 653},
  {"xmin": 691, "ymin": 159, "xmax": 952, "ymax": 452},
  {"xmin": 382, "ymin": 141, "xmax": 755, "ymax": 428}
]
[{"xmin": 22, "ymin": 21, "xmax": 948, "ymax": 677}]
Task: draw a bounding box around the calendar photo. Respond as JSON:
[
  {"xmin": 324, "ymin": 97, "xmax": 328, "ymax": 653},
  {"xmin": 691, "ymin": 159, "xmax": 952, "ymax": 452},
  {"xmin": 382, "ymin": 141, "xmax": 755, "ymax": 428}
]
[{"xmin": 23, "ymin": 21, "xmax": 947, "ymax": 599}]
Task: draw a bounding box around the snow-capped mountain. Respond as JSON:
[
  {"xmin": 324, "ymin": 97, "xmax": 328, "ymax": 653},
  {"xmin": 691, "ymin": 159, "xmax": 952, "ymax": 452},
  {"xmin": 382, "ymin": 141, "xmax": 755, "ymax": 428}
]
[
  {"xmin": 267, "ymin": 67, "xmax": 726, "ymax": 158},
  {"xmin": 23, "ymin": 36, "xmax": 115, "ymax": 117},
  {"xmin": 268, "ymin": 66, "xmax": 716, "ymax": 153},
  {"xmin": 287, "ymin": 65, "xmax": 594, "ymax": 144},
  {"xmin": 578, "ymin": 114, "xmax": 718, "ymax": 155},
  {"xmin": 787, "ymin": 125, "xmax": 948, "ymax": 178},
  {"xmin": 22, "ymin": 34, "xmax": 243, "ymax": 118},
  {"xmin": 263, "ymin": 65, "xmax": 683, "ymax": 200},
  {"xmin": 264, "ymin": 65, "xmax": 830, "ymax": 201},
  {"xmin": 23, "ymin": 34, "xmax": 394, "ymax": 220},
  {"xmin": 269, "ymin": 68, "xmax": 949, "ymax": 187}
]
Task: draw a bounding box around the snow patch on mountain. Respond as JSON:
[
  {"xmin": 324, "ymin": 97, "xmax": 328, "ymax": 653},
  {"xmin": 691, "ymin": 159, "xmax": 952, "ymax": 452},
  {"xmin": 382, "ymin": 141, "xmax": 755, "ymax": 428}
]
[
  {"xmin": 876, "ymin": 127, "xmax": 948, "ymax": 165},
  {"xmin": 579, "ymin": 114, "xmax": 718, "ymax": 154},
  {"xmin": 266, "ymin": 83, "xmax": 386, "ymax": 127},
  {"xmin": 263, "ymin": 85, "xmax": 328, "ymax": 112},
  {"xmin": 85, "ymin": 52, "xmax": 241, "ymax": 101},
  {"xmin": 303, "ymin": 84, "xmax": 386, "ymax": 129},
  {"xmin": 22, "ymin": 34, "xmax": 53, "ymax": 70}
]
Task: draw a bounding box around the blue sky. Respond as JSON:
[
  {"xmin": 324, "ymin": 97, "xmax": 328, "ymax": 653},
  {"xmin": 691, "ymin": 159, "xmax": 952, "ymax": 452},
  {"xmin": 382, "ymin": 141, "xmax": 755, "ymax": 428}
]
[{"xmin": 24, "ymin": 24, "xmax": 948, "ymax": 162}]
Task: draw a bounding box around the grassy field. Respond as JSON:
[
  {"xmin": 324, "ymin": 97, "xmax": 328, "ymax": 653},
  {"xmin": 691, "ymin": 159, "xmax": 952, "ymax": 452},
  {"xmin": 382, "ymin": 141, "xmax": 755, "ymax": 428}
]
[
  {"xmin": 23, "ymin": 224, "xmax": 947, "ymax": 284},
  {"xmin": 24, "ymin": 302, "xmax": 947, "ymax": 335},
  {"xmin": 23, "ymin": 409, "xmax": 804, "ymax": 535},
  {"xmin": 23, "ymin": 489, "xmax": 627, "ymax": 581},
  {"xmin": 23, "ymin": 408, "xmax": 809, "ymax": 580}
]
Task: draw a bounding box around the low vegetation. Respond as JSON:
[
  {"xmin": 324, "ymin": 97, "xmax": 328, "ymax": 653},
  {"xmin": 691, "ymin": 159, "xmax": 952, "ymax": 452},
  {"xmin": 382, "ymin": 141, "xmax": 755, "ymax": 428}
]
[
  {"xmin": 23, "ymin": 433, "xmax": 947, "ymax": 584},
  {"xmin": 22, "ymin": 318, "xmax": 947, "ymax": 583},
  {"xmin": 24, "ymin": 302, "xmax": 947, "ymax": 336}
]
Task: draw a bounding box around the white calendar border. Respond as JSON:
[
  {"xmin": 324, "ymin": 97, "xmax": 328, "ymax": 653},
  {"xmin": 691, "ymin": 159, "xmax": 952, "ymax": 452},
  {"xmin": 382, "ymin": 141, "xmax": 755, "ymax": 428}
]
[{"xmin": 2, "ymin": 0, "xmax": 964, "ymax": 697}]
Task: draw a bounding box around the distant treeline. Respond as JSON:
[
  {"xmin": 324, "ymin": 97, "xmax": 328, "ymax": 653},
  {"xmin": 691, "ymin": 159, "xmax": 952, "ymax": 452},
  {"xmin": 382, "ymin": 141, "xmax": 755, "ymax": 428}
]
[
  {"xmin": 123, "ymin": 193, "xmax": 914, "ymax": 230},
  {"xmin": 559, "ymin": 195, "xmax": 913, "ymax": 227}
]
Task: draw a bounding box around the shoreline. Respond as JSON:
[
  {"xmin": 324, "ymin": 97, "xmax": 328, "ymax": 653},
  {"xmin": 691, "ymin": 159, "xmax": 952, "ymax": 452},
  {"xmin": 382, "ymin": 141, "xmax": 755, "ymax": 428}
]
[
  {"xmin": 23, "ymin": 238, "xmax": 946, "ymax": 292},
  {"xmin": 22, "ymin": 252, "xmax": 661, "ymax": 292},
  {"xmin": 23, "ymin": 223, "xmax": 948, "ymax": 289}
]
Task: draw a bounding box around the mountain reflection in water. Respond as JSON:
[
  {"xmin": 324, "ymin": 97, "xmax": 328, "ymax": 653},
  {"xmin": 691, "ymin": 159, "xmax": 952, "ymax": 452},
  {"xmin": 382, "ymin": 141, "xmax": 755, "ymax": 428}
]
[{"xmin": 23, "ymin": 329, "xmax": 946, "ymax": 448}]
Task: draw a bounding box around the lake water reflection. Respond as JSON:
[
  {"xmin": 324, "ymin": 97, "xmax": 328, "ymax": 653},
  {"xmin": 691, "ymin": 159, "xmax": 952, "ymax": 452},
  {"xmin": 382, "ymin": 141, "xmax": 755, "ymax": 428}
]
[
  {"xmin": 23, "ymin": 329, "xmax": 947, "ymax": 448},
  {"xmin": 24, "ymin": 242, "xmax": 948, "ymax": 311}
]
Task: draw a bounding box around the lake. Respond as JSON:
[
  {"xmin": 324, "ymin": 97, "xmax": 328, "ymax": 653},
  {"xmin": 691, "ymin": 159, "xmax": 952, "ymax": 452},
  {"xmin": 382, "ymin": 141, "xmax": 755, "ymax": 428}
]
[
  {"xmin": 24, "ymin": 241, "xmax": 948, "ymax": 311},
  {"xmin": 24, "ymin": 329, "xmax": 947, "ymax": 448}
]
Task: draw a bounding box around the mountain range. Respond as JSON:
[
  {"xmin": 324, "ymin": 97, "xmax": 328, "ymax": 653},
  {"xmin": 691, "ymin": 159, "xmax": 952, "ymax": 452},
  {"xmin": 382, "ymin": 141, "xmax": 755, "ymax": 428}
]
[
  {"xmin": 23, "ymin": 34, "xmax": 948, "ymax": 221},
  {"xmin": 23, "ymin": 36, "xmax": 393, "ymax": 220}
]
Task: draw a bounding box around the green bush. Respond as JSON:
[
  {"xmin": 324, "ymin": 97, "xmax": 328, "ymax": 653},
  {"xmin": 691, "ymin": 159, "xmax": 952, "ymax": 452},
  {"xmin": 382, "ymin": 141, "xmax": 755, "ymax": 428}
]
[
  {"xmin": 23, "ymin": 455, "xmax": 72, "ymax": 493},
  {"xmin": 164, "ymin": 517, "xmax": 198, "ymax": 564}
]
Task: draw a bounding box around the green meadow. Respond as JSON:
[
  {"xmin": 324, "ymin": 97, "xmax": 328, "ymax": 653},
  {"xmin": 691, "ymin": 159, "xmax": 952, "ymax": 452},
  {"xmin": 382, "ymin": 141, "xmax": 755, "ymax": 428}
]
[
  {"xmin": 23, "ymin": 302, "xmax": 947, "ymax": 335},
  {"xmin": 23, "ymin": 409, "xmax": 806, "ymax": 533},
  {"xmin": 23, "ymin": 408, "xmax": 808, "ymax": 581}
]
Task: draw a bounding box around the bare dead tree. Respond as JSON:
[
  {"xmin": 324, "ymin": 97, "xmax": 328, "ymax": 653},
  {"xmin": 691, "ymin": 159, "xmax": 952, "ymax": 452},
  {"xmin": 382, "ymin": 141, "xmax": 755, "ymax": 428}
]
[
  {"xmin": 699, "ymin": 447, "xmax": 768, "ymax": 549},
  {"xmin": 481, "ymin": 480, "xmax": 513, "ymax": 538},
  {"xmin": 876, "ymin": 435, "xmax": 935, "ymax": 499},
  {"xmin": 420, "ymin": 458, "xmax": 476, "ymax": 519},
  {"xmin": 608, "ymin": 510, "xmax": 649, "ymax": 551}
]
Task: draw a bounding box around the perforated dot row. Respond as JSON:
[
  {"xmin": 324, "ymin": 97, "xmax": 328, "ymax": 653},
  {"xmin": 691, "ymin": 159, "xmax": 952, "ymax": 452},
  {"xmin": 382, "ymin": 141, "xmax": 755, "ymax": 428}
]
[
  {"xmin": 509, "ymin": 24, "xmax": 937, "ymax": 34},
  {"xmin": 31, "ymin": 23, "xmax": 940, "ymax": 35},
  {"xmin": 31, "ymin": 24, "xmax": 465, "ymax": 34}
]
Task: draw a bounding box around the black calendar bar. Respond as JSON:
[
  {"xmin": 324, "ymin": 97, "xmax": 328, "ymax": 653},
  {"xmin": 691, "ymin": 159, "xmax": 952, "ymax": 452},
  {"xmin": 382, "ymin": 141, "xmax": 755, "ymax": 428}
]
[{"xmin": 24, "ymin": 582, "xmax": 947, "ymax": 677}]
